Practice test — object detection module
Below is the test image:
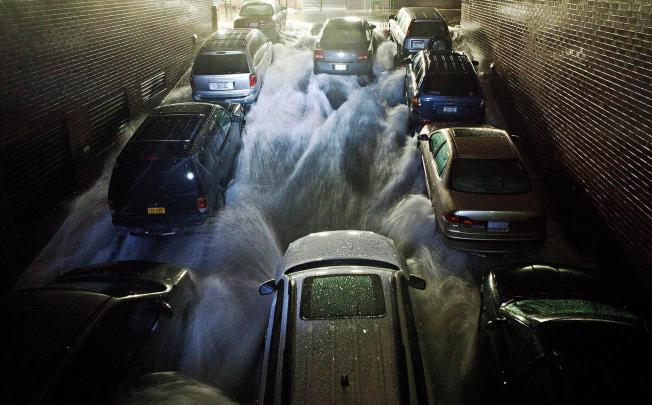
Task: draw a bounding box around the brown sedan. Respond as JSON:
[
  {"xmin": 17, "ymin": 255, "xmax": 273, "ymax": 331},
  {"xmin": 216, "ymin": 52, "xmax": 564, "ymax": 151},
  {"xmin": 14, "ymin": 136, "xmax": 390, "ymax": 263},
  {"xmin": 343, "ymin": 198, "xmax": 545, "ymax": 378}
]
[{"xmin": 418, "ymin": 125, "xmax": 546, "ymax": 253}]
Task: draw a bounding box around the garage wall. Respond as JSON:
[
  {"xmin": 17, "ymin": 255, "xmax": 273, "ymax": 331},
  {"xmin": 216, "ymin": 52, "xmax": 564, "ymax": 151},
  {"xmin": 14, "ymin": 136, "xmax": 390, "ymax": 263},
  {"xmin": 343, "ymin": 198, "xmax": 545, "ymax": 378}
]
[
  {"xmin": 0, "ymin": 0, "xmax": 213, "ymax": 229},
  {"xmin": 460, "ymin": 0, "xmax": 651, "ymax": 284}
]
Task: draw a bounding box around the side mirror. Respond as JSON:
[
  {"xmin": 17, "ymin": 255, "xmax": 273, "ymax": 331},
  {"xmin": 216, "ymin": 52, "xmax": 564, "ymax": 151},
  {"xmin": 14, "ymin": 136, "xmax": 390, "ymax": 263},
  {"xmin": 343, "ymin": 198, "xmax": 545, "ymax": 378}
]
[
  {"xmin": 407, "ymin": 275, "xmax": 426, "ymax": 290},
  {"xmin": 472, "ymin": 60, "xmax": 480, "ymax": 66},
  {"xmin": 388, "ymin": 14, "xmax": 395, "ymax": 20},
  {"xmin": 310, "ymin": 24, "xmax": 322, "ymax": 36},
  {"xmin": 510, "ymin": 133, "xmax": 520, "ymax": 141},
  {"xmin": 485, "ymin": 317, "xmax": 507, "ymax": 330},
  {"xmin": 370, "ymin": 24, "xmax": 376, "ymax": 30},
  {"xmin": 259, "ymin": 279, "xmax": 276, "ymax": 295},
  {"xmin": 156, "ymin": 301, "xmax": 174, "ymax": 318},
  {"xmin": 417, "ymin": 133, "xmax": 429, "ymax": 142}
]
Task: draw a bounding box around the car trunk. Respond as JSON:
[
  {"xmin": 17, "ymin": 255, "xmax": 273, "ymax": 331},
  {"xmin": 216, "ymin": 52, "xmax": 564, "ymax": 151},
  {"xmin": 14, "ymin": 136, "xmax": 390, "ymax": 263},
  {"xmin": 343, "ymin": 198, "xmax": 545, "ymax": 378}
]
[
  {"xmin": 234, "ymin": 16, "xmax": 274, "ymax": 31},
  {"xmin": 192, "ymin": 53, "xmax": 251, "ymax": 93},
  {"xmin": 110, "ymin": 144, "xmax": 200, "ymax": 218}
]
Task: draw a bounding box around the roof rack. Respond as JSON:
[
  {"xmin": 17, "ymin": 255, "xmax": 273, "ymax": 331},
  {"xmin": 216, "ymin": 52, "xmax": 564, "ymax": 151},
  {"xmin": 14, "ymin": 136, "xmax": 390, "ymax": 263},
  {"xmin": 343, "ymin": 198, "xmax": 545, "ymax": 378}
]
[{"xmin": 426, "ymin": 51, "xmax": 474, "ymax": 75}]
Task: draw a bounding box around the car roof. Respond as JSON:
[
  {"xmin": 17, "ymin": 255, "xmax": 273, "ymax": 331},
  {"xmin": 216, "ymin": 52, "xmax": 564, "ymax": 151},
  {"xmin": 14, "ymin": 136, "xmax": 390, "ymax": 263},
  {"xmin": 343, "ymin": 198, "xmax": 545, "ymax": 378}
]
[
  {"xmin": 285, "ymin": 268, "xmax": 407, "ymax": 403},
  {"xmin": 202, "ymin": 29, "xmax": 254, "ymax": 51},
  {"xmin": 424, "ymin": 51, "xmax": 476, "ymax": 76},
  {"xmin": 278, "ymin": 230, "xmax": 403, "ymax": 276},
  {"xmin": 403, "ymin": 7, "xmax": 446, "ymax": 22},
  {"xmin": 448, "ymin": 127, "xmax": 517, "ymax": 160}
]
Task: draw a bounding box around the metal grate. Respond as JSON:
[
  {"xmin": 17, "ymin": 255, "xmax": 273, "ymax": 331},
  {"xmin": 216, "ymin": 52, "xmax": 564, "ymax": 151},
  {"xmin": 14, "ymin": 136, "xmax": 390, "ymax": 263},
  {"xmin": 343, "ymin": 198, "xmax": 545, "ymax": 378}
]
[
  {"xmin": 0, "ymin": 123, "xmax": 74, "ymax": 217},
  {"xmin": 140, "ymin": 72, "xmax": 167, "ymax": 102},
  {"xmin": 89, "ymin": 90, "xmax": 129, "ymax": 151}
]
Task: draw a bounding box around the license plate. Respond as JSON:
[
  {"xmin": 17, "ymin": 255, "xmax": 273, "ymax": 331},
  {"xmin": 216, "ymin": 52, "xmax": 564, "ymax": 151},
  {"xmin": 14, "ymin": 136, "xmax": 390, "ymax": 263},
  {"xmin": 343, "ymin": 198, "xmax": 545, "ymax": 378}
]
[
  {"xmin": 442, "ymin": 106, "xmax": 458, "ymax": 113},
  {"xmin": 209, "ymin": 82, "xmax": 234, "ymax": 91},
  {"xmin": 487, "ymin": 221, "xmax": 509, "ymax": 231},
  {"xmin": 333, "ymin": 64, "xmax": 348, "ymax": 71},
  {"xmin": 411, "ymin": 40, "xmax": 425, "ymax": 49},
  {"xmin": 147, "ymin": 207, "xmax": 166, "ymax": 215},
  {"xmin": 250, "ymin": 22, "xmax": 259, "ymax": 28}
]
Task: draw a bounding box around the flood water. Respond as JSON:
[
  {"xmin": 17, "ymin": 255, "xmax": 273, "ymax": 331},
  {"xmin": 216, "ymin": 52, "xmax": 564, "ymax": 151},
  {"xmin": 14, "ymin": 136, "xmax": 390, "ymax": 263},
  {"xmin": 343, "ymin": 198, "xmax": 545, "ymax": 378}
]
[{"xmin": 20, "ymin": 21, "xmax": 591, "ymax": 404}]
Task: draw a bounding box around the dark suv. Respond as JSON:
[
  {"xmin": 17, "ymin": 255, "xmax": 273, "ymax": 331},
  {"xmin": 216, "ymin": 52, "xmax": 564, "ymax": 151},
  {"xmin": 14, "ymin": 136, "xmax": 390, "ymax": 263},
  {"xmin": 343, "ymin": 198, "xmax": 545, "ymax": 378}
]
[
  {"xmin": 108, "ymin": 102, "xmax": 243, "ymax": 235},
  {"xmin": 405, "ymin": 50, "xmax": 486, "ymax": 130},
  {"xmin": 389, "ymin": 7, "xmax": 451, "ymax": 61}
]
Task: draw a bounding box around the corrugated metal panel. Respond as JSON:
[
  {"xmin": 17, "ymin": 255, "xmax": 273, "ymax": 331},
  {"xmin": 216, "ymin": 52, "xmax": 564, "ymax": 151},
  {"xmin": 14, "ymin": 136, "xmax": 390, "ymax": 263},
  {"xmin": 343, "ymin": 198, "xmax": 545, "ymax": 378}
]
[
  {"xmin": 0, "ymin": 123, "xmax": 74, "ymax": 217},
  {"xmin": 140, "ymin": 71, "xmax": 167, "ymax": 102},
  {"xmin": 89, "ymin": 90, "xmax": 129, "ymax": 150}
]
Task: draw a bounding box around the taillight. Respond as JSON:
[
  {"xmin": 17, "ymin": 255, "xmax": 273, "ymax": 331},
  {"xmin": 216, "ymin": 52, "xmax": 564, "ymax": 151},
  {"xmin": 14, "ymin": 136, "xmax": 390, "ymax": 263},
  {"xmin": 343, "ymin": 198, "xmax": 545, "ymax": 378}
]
[
  {"xmin": 249, "ymin": 73, "xmax": 257, "ymax": 87},
  {"xmin": 197, "ymin": 197, "xmax": 208, "ymax": 212},
  {"xmin": 190, "ymin": 76, "xmax": 195, "ymax": 91},
  {"xmin": 411, "ymin": 95, "xmax": 421, "ymax": 113},
  {"xmin": 314, "ymin": 49, "xmax": 325, "ymax": 60},
  {"xmin": 443, "ymin": 213, "xmax": 479, "ymax": 225},
  {"xmin": 357, "ymin": 50, "xmax": 368, "ymax": 60}
]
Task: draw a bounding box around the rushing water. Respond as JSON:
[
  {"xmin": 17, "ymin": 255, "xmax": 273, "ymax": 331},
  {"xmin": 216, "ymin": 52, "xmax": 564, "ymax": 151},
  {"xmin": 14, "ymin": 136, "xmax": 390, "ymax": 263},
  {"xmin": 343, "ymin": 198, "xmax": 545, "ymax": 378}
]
[{"xmin": 21, "ymin": 21, "xmax": 589, "ymax": 404}]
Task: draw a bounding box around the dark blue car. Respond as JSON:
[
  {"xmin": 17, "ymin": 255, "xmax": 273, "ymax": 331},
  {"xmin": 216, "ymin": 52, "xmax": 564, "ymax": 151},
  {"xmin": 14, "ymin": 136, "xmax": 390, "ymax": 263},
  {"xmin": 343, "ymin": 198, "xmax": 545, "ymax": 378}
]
[{"xmin": 405, "ymin": 51, "xmax": 486, "ymax": 130}]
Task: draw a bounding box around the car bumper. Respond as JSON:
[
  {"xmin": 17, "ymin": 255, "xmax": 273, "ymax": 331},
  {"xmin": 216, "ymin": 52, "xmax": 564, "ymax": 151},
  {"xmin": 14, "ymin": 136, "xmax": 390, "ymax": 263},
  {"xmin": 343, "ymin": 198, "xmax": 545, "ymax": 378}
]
[
  {"xmin": 439, "ymin": 224, "xmax": 546, "ymax": 254},
  {"xmin": 314, "ymin": 60, "xmax": 372, "ymax": 75},
  {"xmin": 112, "ymin": 213, "xmax": 208, "ymax": 236},
  {"xmin": 192, "ymin": 90, "xmax": 258, "ymax": 105},
  {"xmin": 411, "ymin": 109, "xmax": 485, "ymax": 124}
]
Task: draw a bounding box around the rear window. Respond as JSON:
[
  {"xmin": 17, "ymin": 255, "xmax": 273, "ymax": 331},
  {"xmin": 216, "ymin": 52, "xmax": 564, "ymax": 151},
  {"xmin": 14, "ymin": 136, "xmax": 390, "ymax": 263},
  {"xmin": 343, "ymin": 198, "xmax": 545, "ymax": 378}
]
[
  {"xmin": 193, "ymin": 53, "xmax": 249, "ymax": 75},
  {"xmin": 410, "ymin": 21, "xmax": 447, "ymax": 37},
  {"xmin": 240, "ymin": 4, "xmax": 273, "ymax": 16},
  {"xmin": 300, "ymin": 274, "xmax": 385, "ymax": 320},
  {"xmin": 424, "ymin": 75, "xmax": 481, "ymax": 97},
  {"xmin": 450, "ymin": 159, "xmax": 532, "ymax": 194},
  {"xmin": 320, "ymin": 25, "xmax": 367, "ymax": 49}
]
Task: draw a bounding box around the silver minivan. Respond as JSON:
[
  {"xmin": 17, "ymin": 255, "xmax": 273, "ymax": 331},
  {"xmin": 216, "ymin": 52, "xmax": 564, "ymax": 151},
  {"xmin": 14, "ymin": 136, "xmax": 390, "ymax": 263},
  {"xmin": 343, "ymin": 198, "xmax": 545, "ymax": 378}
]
[
  {"xmin": 257, "ymin": 230, "xmax": 429, "ymax": 405},
  {"xmin": 191, "ymin": 29, "xmax": 273, "ymax": 105}
]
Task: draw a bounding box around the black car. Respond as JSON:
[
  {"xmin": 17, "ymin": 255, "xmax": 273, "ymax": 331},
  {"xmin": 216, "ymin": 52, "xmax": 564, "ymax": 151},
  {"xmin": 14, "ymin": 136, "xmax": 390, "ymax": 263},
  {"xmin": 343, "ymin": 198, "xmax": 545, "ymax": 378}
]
[
  {"xmin": 313, "ymin": 17, "xmax": 377, "ymax": 76},
  {"xmin": 108, "ymin": 102, "xmax": 243, "ymax": 235},
  {"xmin": 233, "ymin": 0, "xmax": 286, "ymax": 40},
  {"xmin": 476, "ymin": 264, "xmax": 652, "ymax": 405},
  {"xmin": 257, "ymin": 230, "xmax": 429, "ymax": 405},
  {"xmin": 0, "ymin": 261, "xmax": 198, "ymax": 405},
  {"xmin": 406, "ymin": 51, "xmax": 485, "ymax": 130}
]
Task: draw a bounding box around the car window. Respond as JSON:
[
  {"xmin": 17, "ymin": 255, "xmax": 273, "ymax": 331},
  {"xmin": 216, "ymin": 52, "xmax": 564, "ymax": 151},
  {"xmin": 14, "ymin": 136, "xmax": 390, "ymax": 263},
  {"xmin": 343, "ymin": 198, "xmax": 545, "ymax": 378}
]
[
  {"xmin": 240, "ymin": 3, "xmax": 273, "ymax": 17},
  {"xmin": 214, "ymin": 107, "xmax": 231, "ymax": 135},
  {"xmin": 449, "ymin": 159, "xmax": 532, "ymax": 194},
  {"xmin": 429, "ymin": 131, "xmax": 446, "ymax": 153},
  {"xmin": 44, "ymin": 300, "xmax": 158, "ymax": 403},
  {"xmin": 321, "ymin": 24, "xmax": 367, "ymax": 48},
  {"xmin": 411, "ymin": 22, "xmax": 447, "ymax": 37},
  {"xmin": 193, "ymin": 53, "xmax": 250, "ymax": 75},
  {"xmin": 424, "ymin": 75, "xmax": 482, "ymax": 97},
  {"xmin": 434, "ymin": 142, "xmax": 450, "ymax": 176},
  {"xmin": 300, "ymin": 274, "xmax": 385, "ymax": 320}
]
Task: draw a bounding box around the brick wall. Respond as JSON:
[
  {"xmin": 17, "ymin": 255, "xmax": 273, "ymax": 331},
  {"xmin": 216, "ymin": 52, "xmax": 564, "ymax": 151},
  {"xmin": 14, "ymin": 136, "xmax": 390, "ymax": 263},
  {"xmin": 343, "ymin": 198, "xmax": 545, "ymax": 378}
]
[
  {"xmin": 0, "ymin": 0, "xmax": 213, "ymax": 228},
  {"xmin": 460, "ymin": 0, "xmax": 651, "ymax": 285}
]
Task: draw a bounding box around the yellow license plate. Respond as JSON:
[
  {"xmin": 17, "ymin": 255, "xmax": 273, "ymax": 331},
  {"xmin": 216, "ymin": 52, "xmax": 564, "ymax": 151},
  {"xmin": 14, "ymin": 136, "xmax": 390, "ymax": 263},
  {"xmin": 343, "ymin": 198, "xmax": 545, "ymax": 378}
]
[{"xmin": 147, "ymin": 207, "xmax": 166, "ymax": 215}]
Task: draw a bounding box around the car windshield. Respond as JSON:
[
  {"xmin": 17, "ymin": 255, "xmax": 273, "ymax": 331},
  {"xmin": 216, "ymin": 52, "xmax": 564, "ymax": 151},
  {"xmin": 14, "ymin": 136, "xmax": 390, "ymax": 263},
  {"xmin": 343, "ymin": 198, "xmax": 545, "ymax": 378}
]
[
  {"xmin": 320, "ymin": 24, "xmax": 367, "ymax": 49},
  {"xmin": 411, "ymin": 21, "xmax": 447, "ymax": 37},
  {"xmin": 300, "ymin": 274, "xmax": 385, "ymax": 320},
  {"xmin": 503, "ymin": 298, "xmax": 641, "ymax": 322},
  {"xmin": 193, "ymin": 53, "xmax": 249, "ymax": 75},
  {"xmin": 535, "ymin": 320, "xmax": 652, "ymax": 403},
  {"xmin": 450, "ymin": 159, "xmax": 532, "ymax": 194},
  {"xmin": 240, "ymin": 4, "xmax": 274, "ymax": 17},
  {"xmin": 424, "ymin": 75, "xmax": 481, "ymax": 97}
]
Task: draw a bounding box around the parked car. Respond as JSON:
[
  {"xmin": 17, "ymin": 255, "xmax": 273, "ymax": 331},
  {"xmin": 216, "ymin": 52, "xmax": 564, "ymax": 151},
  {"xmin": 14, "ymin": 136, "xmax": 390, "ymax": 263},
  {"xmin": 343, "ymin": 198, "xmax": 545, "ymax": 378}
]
[
  {"xmin": 257, "ymin": 230, "xmax": 430, "ymax": 405},
  {"xmin": 477, "ymin": 264, "xmax": 652, "ymax": 404},
  {"xmin": 417, "ymin": 126, "xmax": 545, "ymax": 253},
  {"xmin": 233, "ymin": 0, "xmax": 286, "ymax": 41},
  {"xmin": 313, "ymin": 17, "xmax": 377, "ymax": 76},
  {"xmin": 406, "ymin": 50, "xmax": 485, "ymax": 129},
  {"xmin": 0, "ymin": 261, "xmax": 198, "ymax": 405},
  {"xmin": 108, "ymin": 102, "xmax": 243, "ymax": 235},
  {"xmin": 191, "ymin": 29, "xmax": 272, "ymax": 105},
  {"xmin": 389, "ymin": 7, "xmax": 451, "ymax": 62}
]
